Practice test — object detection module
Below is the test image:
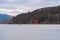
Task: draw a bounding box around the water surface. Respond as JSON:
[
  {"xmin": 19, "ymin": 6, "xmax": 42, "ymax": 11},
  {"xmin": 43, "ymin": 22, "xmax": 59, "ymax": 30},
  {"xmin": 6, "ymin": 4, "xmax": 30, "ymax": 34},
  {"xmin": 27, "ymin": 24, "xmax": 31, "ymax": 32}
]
[{"xmin": 0, "ymin": 24, "xmax": 60, "ymax": 40}]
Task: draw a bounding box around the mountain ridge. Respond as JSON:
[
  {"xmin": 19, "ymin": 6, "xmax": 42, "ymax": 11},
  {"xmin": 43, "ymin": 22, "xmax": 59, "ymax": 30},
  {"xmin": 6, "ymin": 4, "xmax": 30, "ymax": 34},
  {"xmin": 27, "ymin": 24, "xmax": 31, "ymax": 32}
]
[
  {"xmin": 0, "ymin": 14, "xmax": 12, "ymax": 23},
  {"xmin": 4, "ymin": 6, "xmax": 60, "ymax": 24}
]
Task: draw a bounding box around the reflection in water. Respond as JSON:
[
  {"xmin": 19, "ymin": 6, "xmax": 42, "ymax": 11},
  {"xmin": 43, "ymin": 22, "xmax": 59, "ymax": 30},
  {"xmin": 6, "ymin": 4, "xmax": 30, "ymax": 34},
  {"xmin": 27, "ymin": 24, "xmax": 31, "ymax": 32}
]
[{"xmin": 0, "ymin": 25, "xmax": 60, "ymax": 40}]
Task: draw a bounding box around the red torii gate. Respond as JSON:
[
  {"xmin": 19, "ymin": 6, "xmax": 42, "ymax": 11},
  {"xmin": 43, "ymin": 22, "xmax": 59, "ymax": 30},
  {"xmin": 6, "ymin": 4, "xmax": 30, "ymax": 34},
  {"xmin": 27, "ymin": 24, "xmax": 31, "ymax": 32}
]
[{"xmin": 33, "ymin": 20, "xmax": 39, "ymax": 24}]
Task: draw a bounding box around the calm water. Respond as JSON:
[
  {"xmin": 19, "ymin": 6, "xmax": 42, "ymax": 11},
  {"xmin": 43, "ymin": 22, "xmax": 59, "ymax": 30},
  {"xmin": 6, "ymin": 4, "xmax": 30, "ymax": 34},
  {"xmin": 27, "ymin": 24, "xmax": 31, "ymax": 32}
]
[{"xmin": 0, "ymin": 24, "xmax": 60, "ymax": 40}]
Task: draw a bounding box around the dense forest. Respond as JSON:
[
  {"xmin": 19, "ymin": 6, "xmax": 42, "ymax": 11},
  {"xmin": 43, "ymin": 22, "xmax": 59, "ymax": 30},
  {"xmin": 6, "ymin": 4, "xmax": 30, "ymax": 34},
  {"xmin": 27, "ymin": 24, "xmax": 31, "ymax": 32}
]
[{"xmin": 4, "ymin": 6, "xmax": 60, "ymax": 24}]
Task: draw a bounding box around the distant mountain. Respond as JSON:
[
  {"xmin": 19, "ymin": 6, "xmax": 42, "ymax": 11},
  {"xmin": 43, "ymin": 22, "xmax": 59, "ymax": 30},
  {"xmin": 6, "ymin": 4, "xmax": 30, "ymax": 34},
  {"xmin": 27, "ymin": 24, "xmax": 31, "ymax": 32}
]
[
  {"xmin": 5, "ymin": 6, "xmax": 60, "ymax": 24},
  {"xmin": 0, "ymin": 14, "xmax": 12, "ymax": 23}
]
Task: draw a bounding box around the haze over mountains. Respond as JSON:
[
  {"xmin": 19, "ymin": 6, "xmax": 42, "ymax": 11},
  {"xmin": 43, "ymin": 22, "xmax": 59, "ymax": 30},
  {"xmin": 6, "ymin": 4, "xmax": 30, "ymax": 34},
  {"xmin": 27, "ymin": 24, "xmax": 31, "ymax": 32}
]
[{"xmin": 0, "ymin": 14, "xmax": 12, "ymax": 23}]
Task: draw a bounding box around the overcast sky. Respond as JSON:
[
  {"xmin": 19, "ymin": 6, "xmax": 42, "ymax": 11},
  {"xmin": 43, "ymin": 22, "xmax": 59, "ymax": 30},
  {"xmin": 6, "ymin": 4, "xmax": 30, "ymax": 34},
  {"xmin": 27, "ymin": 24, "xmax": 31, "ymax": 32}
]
[{"xmin": 0, "ymin": 0, "xmax": 60, "ymax": 16}]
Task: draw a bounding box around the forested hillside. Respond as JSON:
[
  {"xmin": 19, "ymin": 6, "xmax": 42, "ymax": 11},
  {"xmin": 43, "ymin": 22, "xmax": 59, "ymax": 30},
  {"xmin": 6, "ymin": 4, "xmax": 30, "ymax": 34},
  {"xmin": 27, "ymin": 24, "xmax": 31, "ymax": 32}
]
[{"xmin": 7, "ymin": 6, "xmax": 60, "ymax": 24}]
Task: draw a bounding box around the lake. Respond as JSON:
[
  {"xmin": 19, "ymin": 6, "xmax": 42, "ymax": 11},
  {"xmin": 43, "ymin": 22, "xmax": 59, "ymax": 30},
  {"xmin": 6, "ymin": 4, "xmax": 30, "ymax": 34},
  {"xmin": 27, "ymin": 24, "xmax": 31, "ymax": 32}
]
[{"xmin": 0, "ymin": 24, "xmax": 60, "ymax": 40}]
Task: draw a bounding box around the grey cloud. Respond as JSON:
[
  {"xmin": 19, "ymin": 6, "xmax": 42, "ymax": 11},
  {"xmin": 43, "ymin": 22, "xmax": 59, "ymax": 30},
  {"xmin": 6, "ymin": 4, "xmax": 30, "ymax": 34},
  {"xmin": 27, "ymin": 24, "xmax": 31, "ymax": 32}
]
[
  {"xmin": 0, "ymin": 0, "xmax": 60, "ymax": 16},
  {"xmin": 0, "ymin": 0, "xmax": 60, "ymax": 9}
]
